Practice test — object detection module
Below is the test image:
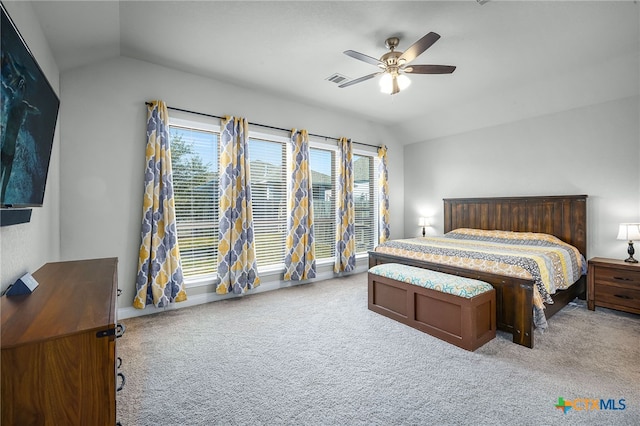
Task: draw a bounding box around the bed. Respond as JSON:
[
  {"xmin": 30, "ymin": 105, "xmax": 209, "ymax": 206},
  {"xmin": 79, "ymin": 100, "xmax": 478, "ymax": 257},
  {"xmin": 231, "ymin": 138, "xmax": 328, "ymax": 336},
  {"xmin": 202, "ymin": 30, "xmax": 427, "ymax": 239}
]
[{"xmin": 368, "ymin": 195, "xmax": 588, "ymax": 348}]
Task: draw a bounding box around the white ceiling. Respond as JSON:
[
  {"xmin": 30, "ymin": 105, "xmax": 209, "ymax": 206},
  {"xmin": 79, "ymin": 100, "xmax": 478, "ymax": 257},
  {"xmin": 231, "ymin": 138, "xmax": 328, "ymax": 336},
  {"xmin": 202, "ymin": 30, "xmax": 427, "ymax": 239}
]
[{"xmin": 30, "ymin": 0, "xmax": 640, "ymax": 142}]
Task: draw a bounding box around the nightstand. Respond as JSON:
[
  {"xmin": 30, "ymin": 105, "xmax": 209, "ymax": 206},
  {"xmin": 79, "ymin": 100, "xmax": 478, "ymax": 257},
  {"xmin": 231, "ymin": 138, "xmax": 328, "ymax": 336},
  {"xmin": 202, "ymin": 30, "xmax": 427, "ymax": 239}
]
[{"xmin": 587, "ymin": 257, "xmax": 640, "ymax": 315}]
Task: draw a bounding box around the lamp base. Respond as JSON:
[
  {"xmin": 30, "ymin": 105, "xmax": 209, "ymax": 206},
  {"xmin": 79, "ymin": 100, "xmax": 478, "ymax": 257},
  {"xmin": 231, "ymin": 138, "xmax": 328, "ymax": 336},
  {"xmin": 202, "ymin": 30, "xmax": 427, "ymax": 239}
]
[{"xmin": 624, "ymin": 241, "xmax": 638, "ymax": 263}]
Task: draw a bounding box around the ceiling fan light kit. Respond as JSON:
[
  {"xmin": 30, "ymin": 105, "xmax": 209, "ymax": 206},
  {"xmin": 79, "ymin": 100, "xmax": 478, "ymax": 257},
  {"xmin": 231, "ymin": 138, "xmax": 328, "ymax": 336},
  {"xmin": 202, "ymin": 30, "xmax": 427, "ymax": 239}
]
[
  {"xmin": 340, "ymin": 32, "xmax": 456, "ymax": 95},
  {"xmin": 379, "ymin": 73, "xmax": 410, "ymax": 94}
]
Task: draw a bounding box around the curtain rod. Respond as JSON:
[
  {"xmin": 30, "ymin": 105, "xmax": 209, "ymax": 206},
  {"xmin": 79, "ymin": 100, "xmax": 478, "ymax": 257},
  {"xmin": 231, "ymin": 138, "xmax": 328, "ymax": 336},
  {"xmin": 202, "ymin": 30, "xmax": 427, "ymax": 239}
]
[{"xmin": 145, "ymin": 102, "xmax": 381, "ymax": 150}]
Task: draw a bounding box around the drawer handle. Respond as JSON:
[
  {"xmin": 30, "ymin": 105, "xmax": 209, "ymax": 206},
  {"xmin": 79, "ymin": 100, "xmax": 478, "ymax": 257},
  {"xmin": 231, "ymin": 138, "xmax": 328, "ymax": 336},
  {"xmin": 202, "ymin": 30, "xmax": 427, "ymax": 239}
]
[
  {"xmin": 613, "ymin": 276, "xmax": 633, "ymax": 282},
  {"xmin": 116, "ymin": 356, "xmax": 122, "ymax": 369},
  {"xmin": 614, "ymin": 294, "xmax": 632, "ymax": 300},
  {"xmin": 116, "ymin": 323, "xmax": 126, "ymax": 338},
  {"xmin": 117, "ymin": 372, "xmax": 126, "ymax": 392}
]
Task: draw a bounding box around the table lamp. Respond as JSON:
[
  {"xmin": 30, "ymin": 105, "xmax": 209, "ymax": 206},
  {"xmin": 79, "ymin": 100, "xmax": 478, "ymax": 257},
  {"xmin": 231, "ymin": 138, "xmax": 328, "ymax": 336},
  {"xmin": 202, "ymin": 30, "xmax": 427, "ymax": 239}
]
[{"xmin": 616, "ymin": 223, "xmax": 640, "ymax": 263}]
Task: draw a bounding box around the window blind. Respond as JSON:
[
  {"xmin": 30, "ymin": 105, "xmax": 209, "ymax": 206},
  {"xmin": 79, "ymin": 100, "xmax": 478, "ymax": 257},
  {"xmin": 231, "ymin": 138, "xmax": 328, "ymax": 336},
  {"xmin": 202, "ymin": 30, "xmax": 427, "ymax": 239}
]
[
  {"xmin": 353, "ymin": 154, "xmax": 376, "ymax": 253},
  {"xmin": 249, "ymin": 137, "xmax": 287, "ymax": 268},
  {"xmin": 170, "ymin": 125, "xmax": 219, "ymax": 278},
  {"xmin": 170, "ymin": 119, "xmax": 379, "ymax": 280},
  {"xmin": 309, "ymin": 147, "xmax": 336, "ymax": 260}
]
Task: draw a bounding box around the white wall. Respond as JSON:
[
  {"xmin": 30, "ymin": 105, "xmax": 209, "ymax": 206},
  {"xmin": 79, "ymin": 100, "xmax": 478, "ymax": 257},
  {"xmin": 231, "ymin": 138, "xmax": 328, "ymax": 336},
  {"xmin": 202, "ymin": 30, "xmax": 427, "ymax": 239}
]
[
  {"xmin": 0, "ymin": 1, "xmax": 60, "ymax": 292},
  {"xmin": 59, "ymin": 56, "xmax": 404, "ymax": 313},
  {"xmin": 403, "ymin": 96, "xmax": 640, "ymax": 260}
]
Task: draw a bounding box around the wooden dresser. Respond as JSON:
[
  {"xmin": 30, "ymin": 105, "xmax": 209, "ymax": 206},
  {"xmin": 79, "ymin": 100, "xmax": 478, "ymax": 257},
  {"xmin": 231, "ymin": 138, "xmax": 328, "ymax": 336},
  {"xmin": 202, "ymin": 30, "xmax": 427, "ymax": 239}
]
[
  {"xmin": 587, "ymin": 257, "xmax": 640, "ymax": 315},
  {"xmin": 1, "ymin": 258, "xmax": 119, "ymax": 425}
]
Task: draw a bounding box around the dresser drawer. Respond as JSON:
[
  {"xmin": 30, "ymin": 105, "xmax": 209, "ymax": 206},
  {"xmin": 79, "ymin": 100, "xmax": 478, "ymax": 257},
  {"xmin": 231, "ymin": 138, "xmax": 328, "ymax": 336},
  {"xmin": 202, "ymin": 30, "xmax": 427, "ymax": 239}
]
[
  {"xmin": 594, "ymin": 281, "xmax": 640, "ymax": 310},
  {"xmin": 594, "ymin": 267, "xmax": 640, "ymax": 287}
]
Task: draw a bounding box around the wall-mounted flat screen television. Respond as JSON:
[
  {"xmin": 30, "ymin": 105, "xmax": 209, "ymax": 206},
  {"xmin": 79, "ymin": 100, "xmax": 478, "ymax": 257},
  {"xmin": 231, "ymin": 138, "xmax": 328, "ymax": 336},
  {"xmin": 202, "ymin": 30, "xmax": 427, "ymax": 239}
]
[{"xmin": 1, "ymin": 2, "xmax": 60, "ymax": 208}]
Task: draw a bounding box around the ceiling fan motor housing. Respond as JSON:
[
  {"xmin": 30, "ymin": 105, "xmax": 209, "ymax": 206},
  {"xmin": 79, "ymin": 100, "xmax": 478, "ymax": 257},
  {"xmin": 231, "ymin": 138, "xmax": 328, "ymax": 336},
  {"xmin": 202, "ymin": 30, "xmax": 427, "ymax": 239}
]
[
  {"xmin": 380, "ymin": 51, "xmax": 404, "ymax": 68},
  {"xmin": 382, "ymin": 37, "xmax": 405, "ymax": 70}
]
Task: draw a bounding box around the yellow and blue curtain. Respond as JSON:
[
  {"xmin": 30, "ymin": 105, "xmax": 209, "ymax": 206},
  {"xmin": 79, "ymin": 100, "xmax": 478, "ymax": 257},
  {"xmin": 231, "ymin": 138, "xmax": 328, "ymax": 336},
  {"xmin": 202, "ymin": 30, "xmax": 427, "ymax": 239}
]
[
  {"xmin": 334, "ymin": 137, "xmax": 356, "ymax": 273},
  {"xmin": 377, "ymin": 145, "xmax": 390, "ymax": 243},
  {"xmin": 216, "ymin": 116, "xmax": 260, "ymax": 294},
  {"xmin": 284, "ymin": 129, "xmax": 316, "ymax": 281},
  {"xmin": 134, "ymin": 100, "xmax": 187, "ymax": 309}
]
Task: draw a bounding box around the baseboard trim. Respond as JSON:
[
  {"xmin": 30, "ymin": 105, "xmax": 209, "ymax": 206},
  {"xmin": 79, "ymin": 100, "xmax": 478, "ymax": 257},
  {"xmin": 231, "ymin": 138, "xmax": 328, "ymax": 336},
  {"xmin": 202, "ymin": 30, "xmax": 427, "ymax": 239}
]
[{"xmin": 118, "ymin": 264, "xmax": 367, "ymax": 320}]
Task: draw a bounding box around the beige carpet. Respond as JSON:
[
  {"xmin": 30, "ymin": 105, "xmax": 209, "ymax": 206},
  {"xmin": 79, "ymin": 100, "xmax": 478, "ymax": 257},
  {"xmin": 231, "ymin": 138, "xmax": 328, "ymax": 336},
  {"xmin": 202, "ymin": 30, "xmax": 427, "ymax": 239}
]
[{"xmin": 116, "ymin": 272, "xmax": 640, "ymax": 425}]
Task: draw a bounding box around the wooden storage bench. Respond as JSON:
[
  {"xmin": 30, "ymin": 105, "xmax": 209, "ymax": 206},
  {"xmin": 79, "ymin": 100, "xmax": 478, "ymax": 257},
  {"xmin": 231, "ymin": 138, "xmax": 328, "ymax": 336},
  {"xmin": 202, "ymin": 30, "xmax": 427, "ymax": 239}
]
[{"xmin": 368, "ymin": 263, "xmax": 496, "ymax": 351}]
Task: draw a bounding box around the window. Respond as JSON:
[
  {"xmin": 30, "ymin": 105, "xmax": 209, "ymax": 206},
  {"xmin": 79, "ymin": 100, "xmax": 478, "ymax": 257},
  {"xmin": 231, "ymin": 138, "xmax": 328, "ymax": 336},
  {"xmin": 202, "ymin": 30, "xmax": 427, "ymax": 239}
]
[
  {"xmin": 249, "ymin": 136, "xmax": 287, "ymax": 268},
  {"xmin": 353, "ymin": 153, "xmax": 376, "ymax": 253},
  {"xmin": 309, "ymin": 146, "xmax": 336, "ymax": 260},
  {"xmin": 170, "ymin": 122, "xmax": 219, "ymax": 279},
  {"xmin": 170, "ymin": 117, "xmax": 378, "ymax": 281}
]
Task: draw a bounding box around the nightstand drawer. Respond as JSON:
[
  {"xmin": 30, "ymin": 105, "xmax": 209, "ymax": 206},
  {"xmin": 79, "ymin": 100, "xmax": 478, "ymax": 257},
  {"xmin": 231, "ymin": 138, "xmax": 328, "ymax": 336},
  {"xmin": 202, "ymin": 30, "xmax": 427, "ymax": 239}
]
[
  {"xmin": 594, "ymin": 267, "xmax": 640, "ymax": 287},
  {"xmin": 594, "ymin": 282, "xmax": 640, "ymax": 310}
]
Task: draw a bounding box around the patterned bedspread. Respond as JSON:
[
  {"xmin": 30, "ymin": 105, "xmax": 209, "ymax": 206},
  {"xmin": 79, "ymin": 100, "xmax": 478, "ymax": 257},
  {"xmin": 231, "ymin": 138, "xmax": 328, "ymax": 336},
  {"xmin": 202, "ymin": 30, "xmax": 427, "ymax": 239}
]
[{"xmin": 373, "ymin": 228, "xmax": 586, "ymax": 328}]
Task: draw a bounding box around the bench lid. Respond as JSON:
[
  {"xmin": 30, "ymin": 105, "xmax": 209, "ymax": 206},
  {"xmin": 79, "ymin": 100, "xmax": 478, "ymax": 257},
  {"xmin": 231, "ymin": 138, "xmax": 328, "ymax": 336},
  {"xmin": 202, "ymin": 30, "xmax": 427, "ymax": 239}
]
[{"xmin": 369, "ymin": 263, "xmax": 494, "ymax": 299}]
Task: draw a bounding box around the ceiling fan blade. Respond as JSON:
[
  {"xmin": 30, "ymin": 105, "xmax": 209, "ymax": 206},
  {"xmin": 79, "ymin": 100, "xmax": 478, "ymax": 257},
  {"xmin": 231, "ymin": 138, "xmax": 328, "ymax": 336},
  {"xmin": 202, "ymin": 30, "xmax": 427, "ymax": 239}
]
[
  {"xmin": 404, "ymin": 64, "xmax": 456, "ymax": 74},
  {"xmin": 338, "ymin": 72, "xmax": 381, "ymax": 88},
  {"xmin": 343, "ymin": 50, "xmax": 384, "ymax": 67},
  {"xmin": 398, "ymin": 32, "xmax": 441, "ymax": 64}
]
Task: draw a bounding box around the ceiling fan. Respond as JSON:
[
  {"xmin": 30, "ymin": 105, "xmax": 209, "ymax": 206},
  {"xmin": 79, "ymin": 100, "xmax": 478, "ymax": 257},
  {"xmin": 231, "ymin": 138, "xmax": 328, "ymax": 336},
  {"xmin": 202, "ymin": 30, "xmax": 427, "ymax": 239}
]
[{"xmin": 339, "ymin": 32, "xmax": 456, "ymax": 95}]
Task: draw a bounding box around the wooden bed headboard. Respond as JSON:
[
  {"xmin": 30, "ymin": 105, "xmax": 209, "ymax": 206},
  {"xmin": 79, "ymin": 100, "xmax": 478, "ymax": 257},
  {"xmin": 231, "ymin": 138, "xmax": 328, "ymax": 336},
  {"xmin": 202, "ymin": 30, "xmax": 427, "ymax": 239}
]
[{"xmin": 443, "ymin": 195, "xmax": 587, "ymax": 257}]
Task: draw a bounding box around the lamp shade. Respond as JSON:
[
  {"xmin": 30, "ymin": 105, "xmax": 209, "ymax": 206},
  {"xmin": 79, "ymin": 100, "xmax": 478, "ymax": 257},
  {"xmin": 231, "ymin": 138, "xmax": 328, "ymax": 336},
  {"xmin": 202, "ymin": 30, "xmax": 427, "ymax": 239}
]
[
  {"xmin": 616, "ymin": 223, "xmax": 640, "ymax": 241},
  {"xmin": 379, "ymin": 73, "xmax": 393, "ymax": 94},
  {"xmin": 418, "ymin": 217, "xmax": 425, "ymax": 227},
  {"xmin": 379, "ymin": 73, "xmax": 411, "ymax": 94},
  {"xmin": 397, "ymin": 74, "xmax": 411, "ymax": 90}
]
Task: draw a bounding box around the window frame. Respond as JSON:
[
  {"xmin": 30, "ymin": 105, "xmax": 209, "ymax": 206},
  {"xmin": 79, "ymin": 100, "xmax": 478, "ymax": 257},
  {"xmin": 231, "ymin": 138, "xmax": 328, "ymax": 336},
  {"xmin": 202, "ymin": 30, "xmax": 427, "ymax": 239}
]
[
  {"xmin": 308, "ymin": 139, "xmax": 379, "ymax": 261},
  {"xmin": 306, "ymin": 141, "xmax": 337, "ymax": 264},
  {"xmin": 351, "ymin": 148, "xmax": 379, "ymax": 258},
  {"xmin": 169, "ymin": 116, "xmax": 379, "ymax": 286},
  {"xmin": 169, "ymin": 116, "xmax": 221, "ymax": 288},
  {"xmin": 247, "ymin": 130, "xmax": 289, "ymax": 274}
]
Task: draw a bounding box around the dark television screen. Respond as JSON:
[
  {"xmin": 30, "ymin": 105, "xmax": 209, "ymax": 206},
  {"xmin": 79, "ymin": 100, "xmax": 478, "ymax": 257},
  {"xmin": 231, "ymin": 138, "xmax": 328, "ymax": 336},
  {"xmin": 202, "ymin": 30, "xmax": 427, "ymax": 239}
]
[{"xmin": 1, "ymin": 3, "xmax": 59, "ymax": 208}]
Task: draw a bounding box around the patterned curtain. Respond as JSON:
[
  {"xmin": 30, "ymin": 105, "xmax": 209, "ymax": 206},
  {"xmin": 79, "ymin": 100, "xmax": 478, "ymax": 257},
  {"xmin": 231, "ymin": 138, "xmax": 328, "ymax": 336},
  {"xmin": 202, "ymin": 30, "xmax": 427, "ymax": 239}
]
[
  {"xmin": 284, "ymin": 129, "xmax": 316, "ymax": 281},
  {"xmin": 377, "ymin": 145, "xmax": 390, "ymax": 243},
  {"xmin": 216, "ymin": 116, "xmax": 260, "ymax": 294},
  {"xmin": 134, "ymin": 100, "xmax": 187, "ymax": 309},
  {"xmin": 334, "ymin": 137, "xmax": 356, "ymax": 273}
]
